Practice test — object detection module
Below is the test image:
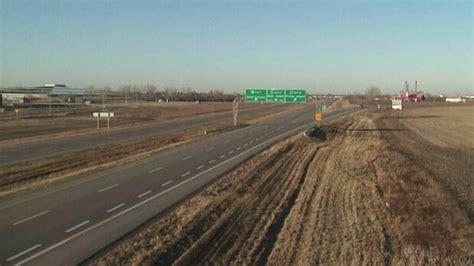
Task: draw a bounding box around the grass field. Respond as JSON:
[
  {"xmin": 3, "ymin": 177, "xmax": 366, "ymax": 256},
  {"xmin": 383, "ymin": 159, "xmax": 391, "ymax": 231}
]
[
  {"xmin": 399, "ymin": 104, "xmax": 473, "ymax": 148},
  {"xmin": 376, "ymin": 102, "xmax": 474, "ymax": 221},
  {"xmin": 92, "ymin": 105, "xmax": 473, "ymax": 265}
]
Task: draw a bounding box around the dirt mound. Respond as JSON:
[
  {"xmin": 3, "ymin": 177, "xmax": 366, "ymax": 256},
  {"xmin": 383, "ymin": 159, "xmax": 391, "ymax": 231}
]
[{"xmin": 325, "ymin": 99, "xmax": 357, "ymax": 111}]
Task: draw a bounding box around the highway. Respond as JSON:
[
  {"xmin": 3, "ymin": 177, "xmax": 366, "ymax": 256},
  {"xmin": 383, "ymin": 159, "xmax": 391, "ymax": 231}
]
[
  {"xmin": 0, "ymin": 105, "xmax": 356, "ymax": 265},
  {"xmin": 0, "ymin": 104, "xmax": 287, "ymax": 167}
]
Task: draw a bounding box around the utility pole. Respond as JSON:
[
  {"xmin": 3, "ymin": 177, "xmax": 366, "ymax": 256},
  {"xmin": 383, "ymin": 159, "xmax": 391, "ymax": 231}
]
[
  {"xmin": 48, "ymin": 92, "xmax": 51, "ymax": 116},
  {"xmin": 232, "ymin": 97, "xmax": 240, "ymax": 126}
]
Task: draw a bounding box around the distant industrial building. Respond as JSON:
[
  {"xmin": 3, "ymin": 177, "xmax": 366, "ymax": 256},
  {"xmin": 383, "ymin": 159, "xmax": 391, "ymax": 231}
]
[
  {"xmin": 39, "ymin": 84, "xmax": 87, "ymax": 95},
  {"xmin": 0, "ymin": 84, "xmax": 87, "ymax": 104},
  {"xmin": 446, "ymin": 97, "xmax": 466, "ymax": 103}
]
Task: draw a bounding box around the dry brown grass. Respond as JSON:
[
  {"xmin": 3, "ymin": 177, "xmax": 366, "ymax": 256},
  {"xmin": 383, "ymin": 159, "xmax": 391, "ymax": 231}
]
[
  {"xmin": 376, "ymin": 104, "xmax": 474, "ymax": 221},
  {"xmin": 399, "ymin": 104, "xmax": 474, "ymax": 149},
  {"xmin": 91, "ymin": 113, "xmax": 473, "ymax": 265},
  {"xmin": 325, "ymin": 99, "xmax": 358, "ymax": 111},
  {"xmin": 0, "ymin": 102, "xmax": 274, "ymax": 144}
]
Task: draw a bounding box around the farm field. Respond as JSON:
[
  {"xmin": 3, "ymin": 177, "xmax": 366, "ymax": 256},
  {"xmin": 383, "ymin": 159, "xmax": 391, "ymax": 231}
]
[
  {"xmin": 376, "ymin": 102, "xmax": 474, "ymax": 220},
  {"xmin": 92, "ymin": 107, "xmax": 473, "ymax": 265}
]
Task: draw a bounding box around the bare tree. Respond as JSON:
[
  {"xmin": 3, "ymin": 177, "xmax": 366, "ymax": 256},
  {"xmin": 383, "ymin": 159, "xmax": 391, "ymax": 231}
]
[{"xmin": 366, "ymin": 86, "xmax": 381, "ymax": 101}]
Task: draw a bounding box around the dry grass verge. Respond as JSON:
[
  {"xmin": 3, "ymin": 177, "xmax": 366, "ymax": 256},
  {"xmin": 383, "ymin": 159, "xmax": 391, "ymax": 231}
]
[{"xmin": 91, "ymin": 113, "xmax": 473, "ymax": 265}]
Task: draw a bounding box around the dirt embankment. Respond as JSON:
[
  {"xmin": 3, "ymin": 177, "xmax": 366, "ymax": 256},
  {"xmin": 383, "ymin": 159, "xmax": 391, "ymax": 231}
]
[
  {"xmin": 325, "ymin": 99, "xmax": 358, "ymax": 111},
  {"xmin": 92, "ymin": 113, "xmax": 473, "ymax": 265}
]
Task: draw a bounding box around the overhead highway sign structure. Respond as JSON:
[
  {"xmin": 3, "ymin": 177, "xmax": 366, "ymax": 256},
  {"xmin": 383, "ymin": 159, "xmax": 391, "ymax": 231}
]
[
  {"xmin": 285, "ymin": 89, "xmax": 306, "ymax": 103},
  {"xmin": 245, "ymin": 89, "xmax": 267, "ymax": 103},
  {"xmin": 267, "ymin": 89, "xmax": 285, "ymax": 103},
  {"xmin": 245, "ymin": 88, "xmax": 306, "ymax": 104}
]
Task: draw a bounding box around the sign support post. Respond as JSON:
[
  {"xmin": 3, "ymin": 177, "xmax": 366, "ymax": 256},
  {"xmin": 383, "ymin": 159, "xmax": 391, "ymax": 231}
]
[{"xmin": 93, "ymin": 112, "xmax": 114, "ymax": 130}]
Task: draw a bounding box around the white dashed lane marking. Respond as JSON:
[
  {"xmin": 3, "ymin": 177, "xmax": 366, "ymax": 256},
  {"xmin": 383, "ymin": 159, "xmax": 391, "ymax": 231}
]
[
  {"xmin": 137, "ymin": 190, "xmax": 152, "ymax": 198},
  {"xmin": 65, "ymin": 220, "xmax": 90, "ymax": 233},
  {"xmin": 106, "ymin": 203, "xmax": 125, "ymax": 213},
  {"xmin": 6, "ymin": 244, "xmax": 42, "ymax": 262},
  {"xmin": 98, "ymin": 184, "xmax": 119, "ymax": 193}
]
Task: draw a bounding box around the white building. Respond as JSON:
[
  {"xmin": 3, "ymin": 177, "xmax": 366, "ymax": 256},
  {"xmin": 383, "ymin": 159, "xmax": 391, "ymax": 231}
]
[{"xmin": 445, "ymin": 97, "xmax": 466, "ymax": 103}]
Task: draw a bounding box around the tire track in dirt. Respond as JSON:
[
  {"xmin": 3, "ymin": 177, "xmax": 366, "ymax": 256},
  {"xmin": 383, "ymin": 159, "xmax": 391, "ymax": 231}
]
[
  {"xmin": 268, "ymin": 117, "xmax": 392, "ymax": 265},
  {"xmin": 93, "ymin": 113, "xmax": 473, "ymax": 265}
]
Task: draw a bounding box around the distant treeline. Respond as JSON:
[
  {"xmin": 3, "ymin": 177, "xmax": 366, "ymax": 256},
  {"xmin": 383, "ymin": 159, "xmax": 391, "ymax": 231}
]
[{"xmin": 86, "ymin": 85, "xmax": 238, "ymax": 102}]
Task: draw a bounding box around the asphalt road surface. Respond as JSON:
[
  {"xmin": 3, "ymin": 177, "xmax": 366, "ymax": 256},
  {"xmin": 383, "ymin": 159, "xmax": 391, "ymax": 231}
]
[
  {"xmin": 0, "ymin": 105, "xmax": 356, "ymax": 265},
  {"xmin": 0, "ymin": 104, "xmax": 287, "ymax": 167}
]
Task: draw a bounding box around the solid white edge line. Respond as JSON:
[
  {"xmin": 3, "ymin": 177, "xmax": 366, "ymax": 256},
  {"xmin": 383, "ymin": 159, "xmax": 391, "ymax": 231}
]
[
  {"xmin": 97, "ymin": 184, "xmax": 118, "ymax": 193},
  {"xmin": 64, "ymin": 220, "xmax": 90, "ymax": 233},
  {"xmin": 148, "ymin": 166, "xmax": 163, "ymax": 174},
  {"xmin": 137, "ymin": 190, "xmax": 152, "ymax": 198},
  {"xmin": 6, "ymin": 244, "xmax": 42, "ymax": 262},
  {"xmin": 16, "ymin": 120, "xmax": 317, "ymax": 265},
  {"xmin": 106, "ymin": 203, "xmax": 125, "ymax": 213},
  {"xmin": 13, "ymin": 210, "xmax": 50, "ymax": 226}
]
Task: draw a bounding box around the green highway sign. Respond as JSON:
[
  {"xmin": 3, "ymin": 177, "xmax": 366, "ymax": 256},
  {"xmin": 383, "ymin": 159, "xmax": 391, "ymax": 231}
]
[
  {"xmin": 267, "ymin": 89, "xmax": 286, "ymax": 103},
  {"xmin": 285, "ymin": 89, "xmax": 306, "ymax": 103},
  {"xmin": 245, "ymin": 88, "xmax": 306, "ymax": 104},
  {"xmin": 245, "ymin": 88, "xmax": 267, "ymax": 103}
]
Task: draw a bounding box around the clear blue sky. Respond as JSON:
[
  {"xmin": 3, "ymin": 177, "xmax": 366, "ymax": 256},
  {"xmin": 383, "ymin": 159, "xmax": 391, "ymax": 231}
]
[{"xmin": 1, "ymin": 1, "xmax": 472, "ymax": 95}]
